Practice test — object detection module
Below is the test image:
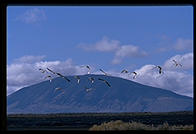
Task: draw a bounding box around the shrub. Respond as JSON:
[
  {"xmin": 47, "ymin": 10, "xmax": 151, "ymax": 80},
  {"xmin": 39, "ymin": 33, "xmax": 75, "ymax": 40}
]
[{"xmin": 89, "ymin": 120, "xmax": 193, "ymax": 131}]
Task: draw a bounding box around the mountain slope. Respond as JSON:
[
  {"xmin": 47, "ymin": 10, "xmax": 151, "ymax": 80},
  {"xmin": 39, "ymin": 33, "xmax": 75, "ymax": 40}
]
[{"xmin": 7, "ymin": 74, "xmax": 193, "ymax": 114}]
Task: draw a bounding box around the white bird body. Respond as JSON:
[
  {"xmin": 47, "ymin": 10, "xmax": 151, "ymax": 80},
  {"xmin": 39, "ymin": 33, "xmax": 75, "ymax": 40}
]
[
  {"xmin": 44, "ymin": 75, "xmax": 52, "ymax": 82},
  {"xmin": 81, "ymin": 65, "xmax": 91, "ymax": 74},
  {"xmin": 74, "ymin": 76, "xmax": 80, "ymax": 84},
  {"xmin": 55, "ymin": 87, "xmax": 62, "ymax": 91},
  {"xmin": 88, "ymin": 77, "xmax": 95, "ymax": 83},
  {"xmin": 131, "ymin": 71, "xmax": 137, "ymax": 79},
  {"xmin": 85, "ymin": 87, "xmax": 94, "ymax": 92}
]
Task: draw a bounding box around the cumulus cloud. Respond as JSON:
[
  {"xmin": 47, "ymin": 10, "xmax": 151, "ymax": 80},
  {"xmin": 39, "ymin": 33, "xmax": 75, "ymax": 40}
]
[
  {"xmin": 7, "ymin": 56, "xmax": 91, "ymax": 95},
  {"xmin": 156, "ymin": 38, "xmax": 193, "ymax": 53},
  {"xmin": 16, "ymin": 8, "xmax": 46, "ymax": 24},
  {"xmin": 129, "ymin": 53, "xmax": 193, "ymax": 97},
  {"xmin": 98, "ymin": 53, "xmax": 193, "ymax": 97},
  {"xmin": 7, "ymin": 53, "xmax": 193, "ymax": 97},
  {"xmin": 112, "ymin": 45, "xmax": 147, "ymax": 64},
  {"xmin": 13, "ymin": 55, "xmax": 45, "ymax": 63},
  {"xmin": 163, "ymin": 53, "xmax": 193, "ymax": 70},
  {"xmin": 133, "ymin": 66, "xmax": 193, "ymax": 97},
  {"xmin": 78, "ymin": 36, "xmax": 147, "ymax": 64},
  {"xmin": 78, "ymin": 36, "xmax": 120, "ymax": 52},
  {"xmin": 174, "ymin": 38, "xmax": 193, "ymax": 51}
]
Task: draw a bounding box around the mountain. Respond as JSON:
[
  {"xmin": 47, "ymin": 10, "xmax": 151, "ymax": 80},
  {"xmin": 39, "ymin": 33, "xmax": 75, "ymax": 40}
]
[{"xmin": 7, "ymin": 74, "xmax": 193, "ymax": 114}]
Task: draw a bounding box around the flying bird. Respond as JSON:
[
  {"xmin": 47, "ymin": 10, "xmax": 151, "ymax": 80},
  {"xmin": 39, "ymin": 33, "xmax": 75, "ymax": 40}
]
[
  {"xmin": 46, "ymin": 67, "xmax": 56, "ymax": 75},
  {"xmin": 121, "ymin": 69, "xmax": 129, "ymax": 74},
  {"xmin": 131, "ymin": 71, "xmax": 138, "ymax": 79},
  {"xmin": 55, "ymin": 87, "xmax": 62, "ymax": 91},
  {"xmin": 98, "ymin": 78, "xmax": 111, "ymax": 87},
  {"xmin": 39, "ymin": 68, "xmax": 47, "ymax": 73},
  {"xmin": 172, "ymin": 60, "xmax": 182, "ymax": 67},
  {"xmin": 44, "ymin": 75, "xmax": 52, "ymax": 82},
  {"xmin": 56, "ymin": 72, "xmax": 70, "ymax": 82},
  {"xmin": 153, "ymin": 65, "xmax": 164, "ymax": 74},
  {"xmin": 81, "ymin": 65, "xmax": 91, "ymax": 74},
  {"xmin": 74, "ymin": 75, "xmax": 80, "ymax": 84},
  {"xmin": 85, "ymin": 87, "xmax": 94, "ymax": 92},
  {"xmin": 88, "ymin": 77, "xmax": 95, "ymax": 83},
  {"xmin": 99, "ymin": 69, "xmax": 109, "ymax": 76}
]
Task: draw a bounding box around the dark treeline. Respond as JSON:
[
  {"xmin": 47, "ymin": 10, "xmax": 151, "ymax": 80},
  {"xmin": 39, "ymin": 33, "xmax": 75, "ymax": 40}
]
[
  {"xmin": 7, "ymin": 110, "xmax": 193, "ymax": 117},
  {"xmin": 7, "ymin": 111, "xmax": 193, "ymax": 130}
]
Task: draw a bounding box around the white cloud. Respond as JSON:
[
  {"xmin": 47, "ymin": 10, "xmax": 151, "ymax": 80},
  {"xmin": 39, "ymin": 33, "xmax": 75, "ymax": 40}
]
[
  {"xmin": 16, "ymin": 8, "xmax": 46, "ymax": 24},
  {"xmin": 7, "ymin": 53, "xmax": 193, "ymax": 97},
  {"xmin": 156, "ymin": 37, "xmax": 193, "ymax": 53},
  {"xmin": 111, "ymin": 58, "xmax": 122, "ymax": 65},
  {"xmin": 174, "ymin": 38, "xmax": 193, "ymax": 51},
  {"xmin": 7, "ymin": 56, "xmax": 90, "ymax": 95},
  {"xmin": 133, "ymin": 68, "xmax": 193, "ymax": 97},
  {"xmin": 13, "ymin": 55, "xmax": 45, "ymax": 63},
  {"xmin": 96, "ymin": 53, "xmax": 193, "ymax": 97},
  {"xmin": 163, "ymin": 53, "xmax": 193, "ymax": 70},
  {"xmin": 112, "ymin": 45, "xmax": 147, "ymax": 64},
  {"xmin": 78, "ymin": 36, "xmax": 120, "ymax": 52},
  {"xmin": 128, "ymin": 53, "xmax": 193, "ymax": 97},
  {"xmin": 93, "ymin": 36, "xmax": 120, "ymax": 52},
  {"xmin": 79, "ymin": 37, "xmax": 147, "ymax": 65}
]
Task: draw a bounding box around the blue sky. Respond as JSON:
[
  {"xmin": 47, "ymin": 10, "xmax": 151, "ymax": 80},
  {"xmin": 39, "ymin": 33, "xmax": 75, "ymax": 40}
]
[{"xmin": 7, "ymin": 6, "xmax": 193, "ymax": 97}]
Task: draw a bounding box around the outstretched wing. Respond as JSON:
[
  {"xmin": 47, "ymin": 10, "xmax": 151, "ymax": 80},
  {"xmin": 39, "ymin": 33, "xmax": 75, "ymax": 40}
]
[
  {"xmin": 98, "ymin": 78, "xmax": 111, "ymax": 87},
  {"xmin": 56, "ymin": 72, "xmax": 70, "ymax": 82},
  {"xmin": 99, "ymin": 69, "xmax": 108, "ymax": 76},
  {"xmin": 172, "ymin": 60, "xmax": 177, "ymax": 64},
  {"xmin": 62, "ymin": 76, "xmax": 70, "ymax": 82},
  {"xmin": 151, "ymin": 65, "xmax": 158, "ymax": 70},
  {"xmin": 105, "ymin": 81, "xmax": 111, "ymax": 87},
  {"xmin": 121, "ymin": 69, "xmax": 128, "ymax": 73},
  {"xmin": 47, "ymin": 68, "xmax": 56, "ymax": 74}
]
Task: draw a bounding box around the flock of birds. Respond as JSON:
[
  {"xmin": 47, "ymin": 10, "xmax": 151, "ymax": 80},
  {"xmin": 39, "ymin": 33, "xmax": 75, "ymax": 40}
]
[{"xmin": 38, "ymin": 59, "xmax": 182, "ymax": 93}]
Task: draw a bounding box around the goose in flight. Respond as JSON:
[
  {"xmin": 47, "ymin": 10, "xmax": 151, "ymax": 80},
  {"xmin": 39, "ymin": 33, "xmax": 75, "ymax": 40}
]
[
  {"xmin": 121, "ymin": 69, "xmax": 129, "ymax": 74},
  {"xmin": 56, "ymin": 72, "xmax": 70, "ymax": 82},
  {"xmin": 153, "ymin": 65, "xmax": 164, "ymax": 74},
  {"xmin": 172, "ymin": 60, "xmax": 182, "ymax": 67},
  {"xmin": 98, "ymin": 78, "xmax": 111, "ymax": 87},
  {"xmin": 55, "ymin": 87, "xmax": 62, "ymax": 91},
  {"xmin": 88, "ymin": 77, "xmax": 95, "ymax": 83},
  {"xmin": 74, "ymin": 75, "xmax": 80, "ymax": 84},
  {"xmin": 44, "ymin": 75, "xmax": 52, "ymax": 82},
  {"xmin": 81, "ymin": 65, "xmax": 91, "ymax": 74},
  {"xmin": 131, "ymin": 71, "xmax": 138, "ymax": 79},
  {"xmin": 99, "ymin": 69, "xmax": 109, "ymax": 76},
  {"xmin": 46, "ymin": 67, "xmax": 56, "ymax": 75},
  {"xmin": 39, "ymin": 68, "xmax": 47, "ymax": 73},
  {"xmin": 85, "ymin": 87, "xmax": 94, "ymax": 92}
]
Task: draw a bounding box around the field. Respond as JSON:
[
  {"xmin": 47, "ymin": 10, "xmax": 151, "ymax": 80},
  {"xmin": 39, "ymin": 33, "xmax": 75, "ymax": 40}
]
[{"xmin": 7, "ymin": 111, "xmax": 193, "ymax": 130}]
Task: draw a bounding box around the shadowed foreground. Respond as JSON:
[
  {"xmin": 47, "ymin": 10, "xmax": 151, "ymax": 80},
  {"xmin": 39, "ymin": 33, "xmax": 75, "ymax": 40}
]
[{"xmin": 7, "ymin": 111, "xmax": 193, "ymax": 130}]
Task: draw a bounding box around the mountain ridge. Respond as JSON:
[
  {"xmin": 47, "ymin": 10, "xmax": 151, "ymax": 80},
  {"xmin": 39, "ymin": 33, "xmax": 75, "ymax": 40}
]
[{"xmin": 7, "ymin": 74, "xmax": 193, "ymax": 114}]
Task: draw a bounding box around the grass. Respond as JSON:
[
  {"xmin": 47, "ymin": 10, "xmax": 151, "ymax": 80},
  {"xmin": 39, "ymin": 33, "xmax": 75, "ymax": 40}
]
[{"xmin": 89, "ymin": 120, "xmax": 193, "ymax": 131}]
